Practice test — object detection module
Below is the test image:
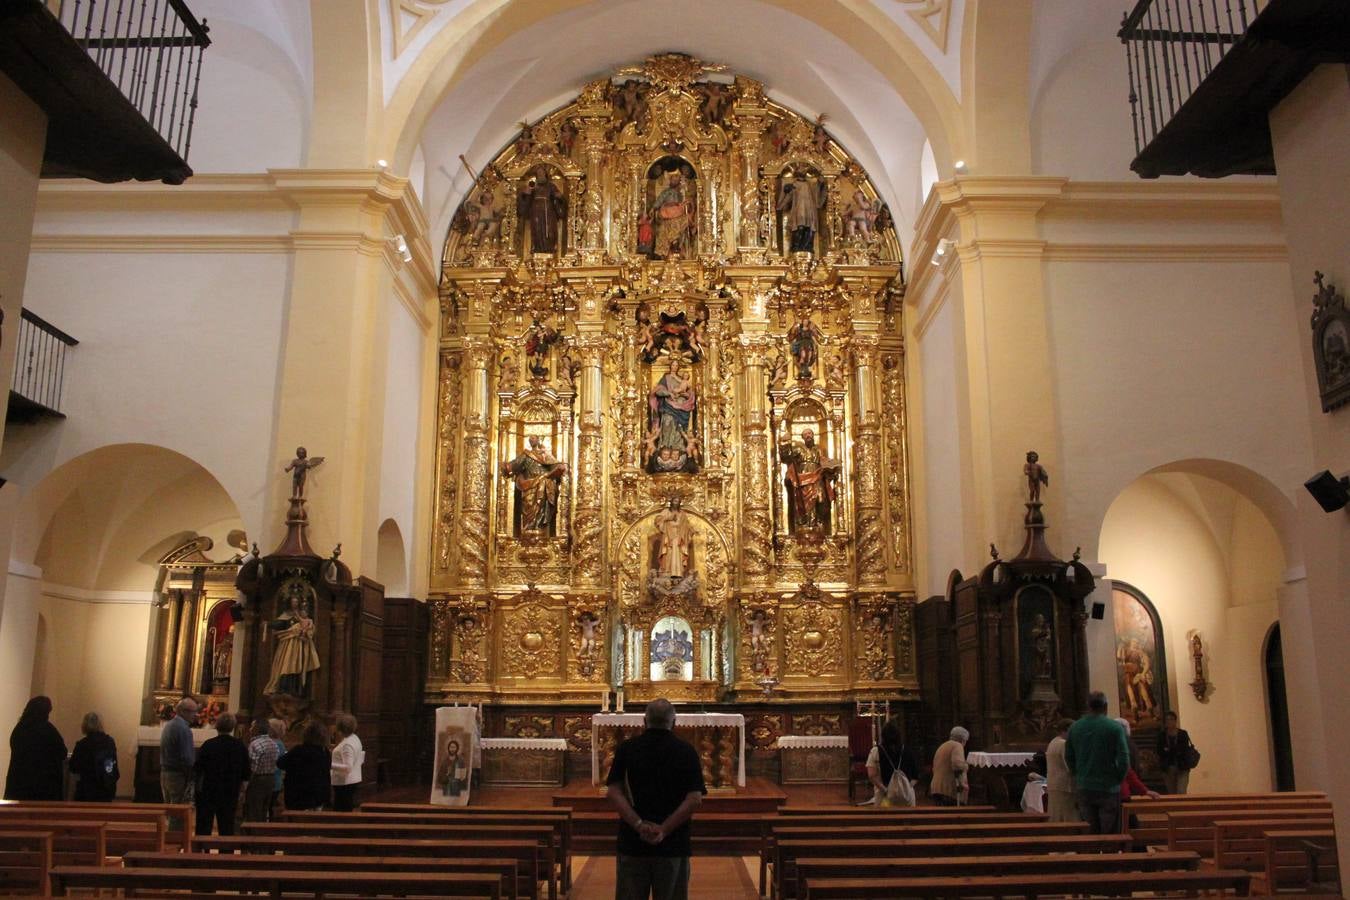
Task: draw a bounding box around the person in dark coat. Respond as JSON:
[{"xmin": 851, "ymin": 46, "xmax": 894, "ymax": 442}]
[
  {"xmin": 69, "ymin": 711, "xmax": 119, "ymax": 801},
  {"xmin": 277, "ymin": 720, "xmax": 332, "ymax": 811},
  {"xmin": 193, "ymin": 713, "xmax": 249, "ymax": 835},
  {"xmin": 1156, "ymin": 710, "xmax": 1196, "ymax": 795},
  {"xmin": 4, "ymin": 696, "xmax": 67, "ymax": 800}
]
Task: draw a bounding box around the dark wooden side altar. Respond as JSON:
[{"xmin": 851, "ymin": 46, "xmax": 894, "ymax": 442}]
[{"xmin": 918, "ymin": 491, "xmax": 1096, "ymax": 804}]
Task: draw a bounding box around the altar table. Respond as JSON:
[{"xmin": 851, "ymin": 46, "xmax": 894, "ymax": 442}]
[
  {"xmin": 967, "ymin": 751, "xmax": 1036, "ymax": 768},
  {"xmin": 591, "ymin": 712, "xmax": 745, "ymax": 788},
  {"xmin": 481, "ymin": 737, "xmax": 567, "ymax": 787},
  {"xmin": 777, "ymin": 735, "xmax": 849, "ymax": 784}
]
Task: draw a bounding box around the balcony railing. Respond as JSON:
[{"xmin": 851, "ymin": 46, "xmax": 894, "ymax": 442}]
[
  {"xmin": 49, "ymin": 0, "xmax": 211, "ymax": 165},
  {"xmin": 1119, "ymin": 0, "xmax": 1349, "ymax": 178},
  {"xmin": 9, "ymin": 310, "xmax": 79, "ymax": 422}
]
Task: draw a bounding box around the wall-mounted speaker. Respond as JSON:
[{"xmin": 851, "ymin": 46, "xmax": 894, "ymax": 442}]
[{"xmin": 1090, "ymin": 602, "xmax": 1106, "ymax": 620}]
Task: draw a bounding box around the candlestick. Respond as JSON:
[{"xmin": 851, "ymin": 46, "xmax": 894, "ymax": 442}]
[
  {"xmin": 601, "ymin": 690, "xmax": 610, "ymax": 712},
  {"xmin": 616, "ymin": 688, "xmax": 625, "ymax": 713}
]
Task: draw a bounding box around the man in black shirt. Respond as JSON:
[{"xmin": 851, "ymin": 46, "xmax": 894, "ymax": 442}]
[{"xmin": 606, "ymin": 698, "xmax": 707, "ymax": 900}]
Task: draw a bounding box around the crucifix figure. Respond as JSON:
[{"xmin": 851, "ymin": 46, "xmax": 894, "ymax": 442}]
[{"xmin": 285, "ymin": 446, "xmax": 325, "ymax": 500}]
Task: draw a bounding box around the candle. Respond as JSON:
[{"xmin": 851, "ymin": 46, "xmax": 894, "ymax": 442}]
[
  {"xmin": 601, "ymin": 691, "xmax": 610, "ymax": 712},
  {"xmin": 616, "ymin": 689, "xmax": 625, "ymax": 713}
]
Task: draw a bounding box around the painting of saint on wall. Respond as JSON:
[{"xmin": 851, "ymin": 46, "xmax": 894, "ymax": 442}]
[{"xmin": 1113, "ymin": 584, "xmax": 1167, "ymax": 728}]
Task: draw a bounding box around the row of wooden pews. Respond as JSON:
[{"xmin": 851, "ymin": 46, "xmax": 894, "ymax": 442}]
[
  {"xmin": 0, "ymin": 800, "xmax": 573, "ymax": 899},
  {"xmin": 1125, "ymin": 790, "xmax": 1340, "ymax": 894},
  {"xmin": 771, "ymin": 804, "xmax": 1254, "ymax": 900}
]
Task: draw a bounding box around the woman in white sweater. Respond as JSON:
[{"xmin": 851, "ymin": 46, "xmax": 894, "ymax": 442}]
[{"xmin": 329, "ymin": 714, "xmax": 364, "ymax": 811}]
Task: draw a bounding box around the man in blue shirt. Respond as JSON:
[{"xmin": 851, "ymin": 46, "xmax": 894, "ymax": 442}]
[
  {"xmin": 606, "ymin": 699, "xmax": 706, "ymax": 900},
  {"xmin": 159, "ymin": 696, "xmax": 198, "ymax": 806}
]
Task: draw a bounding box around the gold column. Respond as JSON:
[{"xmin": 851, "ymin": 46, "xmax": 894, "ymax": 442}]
[
  {"xmin": 427, "ymin": 598, "xmax": 452, "ymax": 688},
  {"xmin": 172, "ymin": 591, "xmax": 198, "ymax": 691},
  {"xmin": 576, "ymin": 84, "xmax": 610, "ymax": 254},
  {"xmin": 432, "ymin": 350, "xmax": 463, "ymax": 585},
  {"xmin": 458, "ymin": 337, "xmax": 494, "ymax": 588},
  {"xmin": 156, "ymin": 593, "xmax": 181, "ymax": 690},
  {"xmin": 732, "ymin": 77, "xmax": 768, "ymax": 251},
  {"xmin": 572, "ymin": 332, "xmax": 608, "ymax": 581},
  {"xmin": 738, "ymin": 332, "xmax": 773, "ymax": 582},
  {"xmin": 851, "ymin": 330, "xmax": 886, "ymax": 586}
]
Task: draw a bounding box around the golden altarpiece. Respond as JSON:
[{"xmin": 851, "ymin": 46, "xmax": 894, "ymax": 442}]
[{"xmin": 428, "ymin": 56, "xmax": 917, "ymax": 749}]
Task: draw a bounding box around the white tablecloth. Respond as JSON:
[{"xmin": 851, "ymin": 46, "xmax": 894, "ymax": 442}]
[
  {"xmin": 480, "ymin": 738, "xmax": 567, "ymax": 751},
  {"xmin": 136, "ymin": 725, "xmax": 213, "ymax": 747},
  {"xmin": 967, "ymin": 751, "xmax": 1036, "ymax": 768},
  {"xmin": 591, "ymin": 712, "xmax": 746, "ymax": 786},
  {"xmin": 777, "ymin": 735, "xmax": 848, "ymax": 750}
]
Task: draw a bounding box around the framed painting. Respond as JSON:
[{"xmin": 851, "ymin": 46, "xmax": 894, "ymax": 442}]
[{"xmin": 1112, "ymin": 582, "xmax": 1169, "ymax": 729}]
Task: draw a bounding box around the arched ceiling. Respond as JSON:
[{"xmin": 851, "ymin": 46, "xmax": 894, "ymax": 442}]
[{"xmin": 408, "ymin": 0, "xmax": 934, "ymax": 249}]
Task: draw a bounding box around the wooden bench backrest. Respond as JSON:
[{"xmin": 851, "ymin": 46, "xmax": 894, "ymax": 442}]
[
  {"xmin": 1128, "ymin": 791, "xmax": 1325, "ymax": 804},
  {"xmin": 777, "ymin": 804, "xmax": 997, "ymax": 816},
  {"xmin": 49, "ymin": 864, "xmax": 506, "ymax": 899},
  {"xmin": 1265, "ymin": 828, "xmax": 1339, "ymax": 892},
  {"xmin": 0, "ymin": 805, "xmax": 167, "ymax": 854},
  {"xmin": 773, "ymin": 821, "xmax": 1085, "ymax": 839},
  {"xmin": 772, "ymin": 812, "xmax": 1042, "ymax": 827},
  {"xmin": 1212, "ymin": 818, "xmax": 1336, "ymax": 871},
  {"xmin": 0, "ymin": 829, "xmax": 53, "ymax": 895},
  {"xmin": 0, "ymin": 800, "xmax": 192, "ymax": 846},
  {"xmin": 359, "ymin": 802, "xmax": 569, "ymax": 816},
  {"xmin": 0, "ymin": 819, "xmax": 105, "ymax": 867},
  {"xmin": 800, "ymin": 869, "xmax": 1251, "ymax": 899},
  {"xmin": 1128, "ymin": 798, "xmax": 1332, "ymax": 840},
  {"xmin": 1167, "ymin": 807, "xmax": 1335, "ymax": 855}
]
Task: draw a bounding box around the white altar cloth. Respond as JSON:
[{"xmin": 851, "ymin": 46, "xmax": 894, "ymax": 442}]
[
  {"xmin": 777, "ymin": 735, "xmax": 849, "ymax": 750},
  {"xmin": 591, "ymin": 712, "xmax": 746, "ymax": 786},
  {"xmin": 136, "ymin": 725, "xmax": 213, "ymax": 747},
  {"xmin": 967, "ymin": 751, "xmax": 1036, "ymax": 768},
  {"xmin": 480, "ymin": 737, "xmax": 567, "ymax": 751}
]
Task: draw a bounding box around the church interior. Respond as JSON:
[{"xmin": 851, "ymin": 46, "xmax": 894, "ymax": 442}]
[{"xmin": 1, "ymin": 0, "xmax": 1348, "ymax": 896}]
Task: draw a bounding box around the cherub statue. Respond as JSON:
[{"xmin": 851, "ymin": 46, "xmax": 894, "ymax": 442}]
[
  {"xmin": 577, "ymin": 611, "xmax": 600, "ymax": 658},
  {"xmin": 813, "ymin": 115, "xmax": 830, "ymax": 154},
  {"xmin": 1024, "ymin": 450, "xmax": 1049, "ymax": 503},
  {"xmin": 844, "ymin": 189, "xmax": 877, "ymax": 239},
  {"xmin": 285, "ymin": 447, "xmax": 325, "ymax": 500}
]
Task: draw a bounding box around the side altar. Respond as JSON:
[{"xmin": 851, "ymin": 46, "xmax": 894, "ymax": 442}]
[
  {"xmin": 591, "ymin": 712, "xmax": 745, "ymax": 788},
  {"xmin": 425, "ymin": 54, "xmax": 917, "ymax": 739}
]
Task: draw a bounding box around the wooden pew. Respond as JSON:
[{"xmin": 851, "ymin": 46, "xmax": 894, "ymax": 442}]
[
  {"xmin": 776, "ymin": 804, "xmax": 997, "ymax": 815},
  {"xmin": 0, "ymin": 829, "xmax": 53, "ymax": 895},
  {"xmin": 1210, "ymin": 818, "xmax": 1337, "ymax": 879},
  {"xmin": 1165, "ymin": 807, "xmax": 1333, "ymax": 857},
  {"xmin": 286, "ymin": 808, "xmax": 572, "ymax": 891},
  {"xmin": 793, "ymin": 851, "xmax": 1200, "ymax": 900},
  {"xmin": 801, "ymin": 868, "xmax": 1252, "ymax": 898},
  {"xmin": 0, "ymin": 820, "xmax": 105, "ymax": 870},
  {"xmin": 125, "ymin": 850, "xmax": 522, "ymax": 900},
  {"xmin": 1135, "ymin": 791, "xmax": 1326, "ymax": 802},
  {"xmin": 0, "ymin": 805, "xmax": 168, "ymax": 856},
  {"xmin": 1125, "ymin": 797, "xmax": 1331, "ymax": 843},
  {"xmin": 1265, "ymin": 828, "xmax": 1340, "ymax": 893},
  {"xmin": 0, "ymin": 800, "xmax": 193, "ymax": 849},
  {"xmin": 198, "ymin": 833, "xmax": 542, "ymax": 900},
  {"xmin": 49, "ymin": 864, "xmax": 504, "ymax": 898},
  {"xmin": 771, "ymin": 828, "xmax": 1107, "ymax": 900}
]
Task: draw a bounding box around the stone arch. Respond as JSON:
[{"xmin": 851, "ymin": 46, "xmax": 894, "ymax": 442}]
[
  {"xmin": 377, "ymin": 0, "xmax": 966, "ymax": 179},
  {"xmin": 376, "ymin": 517, "xmax": 409, "ymax": 596},
  {"xmin": 1097, "ymin": 459, "xmax": 1288, "ymax": 792}
]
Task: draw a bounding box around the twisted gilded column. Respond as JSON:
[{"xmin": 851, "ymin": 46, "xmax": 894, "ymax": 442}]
[
  {"xmin": 572, "ymin": 332, "xmax": 608, "ymax": 580},
  {"xmin": 458, "ymin": 337, "xmax": 493, "ymax": 587},
  {"xmin": 851, "ymin": 332, "xmax": 886, "ymax": 585},
  {"xmin": 738, "ymin": 334, "xmax": 773, "ymax": 581},
  {"xmin": 732, "ymin": 77, "xmax": 768, "ymax": 249}
]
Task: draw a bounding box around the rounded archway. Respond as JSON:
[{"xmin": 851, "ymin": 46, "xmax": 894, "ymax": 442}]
[
  {"xmin": 0, "ymin": 443, "xmax": 244, "ymax": 793},
  {"xmin": 1098, "ymin": 461, "xmax": 1290, "ymax": 792},
  {"xmin": 376, "ymin": 518, "xmax": 409, "ymax": 596}
]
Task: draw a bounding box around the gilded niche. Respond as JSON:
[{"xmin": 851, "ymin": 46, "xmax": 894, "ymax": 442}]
[{"xmin": 427, "ymin": 54, "xmax": 917, "ymax": 705}]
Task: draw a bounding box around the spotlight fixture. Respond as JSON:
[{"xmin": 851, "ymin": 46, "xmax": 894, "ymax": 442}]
[
  {"xmin": 376, "ymin": 159, "xmax": 389, "ymax": 168},
  {"xmin": 1304, "ymin": 469, "xmax": 1350, "ymax": 513},
  {"xmin": 389, "ymin": 234, "xmax": 413, "ymax": 263},
  {"xmin": 930, "ymin": 238, "xmax": 955, "ymax": 267},
  {"xmin": 953, "ymin": 159, "xmax": 968, "ymax": 174}
]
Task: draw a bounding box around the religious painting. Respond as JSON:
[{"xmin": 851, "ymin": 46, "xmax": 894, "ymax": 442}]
[
  {"xmin": 430, "ymin": 706, "xmax": 478, "ymax": 807},
  {"xmin": 641, "ymin": 156, "xmax": 697, "ymax": 259},
  {"xmin": 644, "ymin": 358, "xmax": 700, "ymax": 474},
  {"xmin": 1311, "ymin": 271, "xmax": 1350, "ymax": 412},
  {"xmin": 1014, "ymin": 585, "xmax": 1057, "ymax": 701},
  {"xmin": 1113, "ymin": 583, "xmax": 1167, "ymax": 727},
  {"xmin": 650, "ymin": 615, "xmax": 694, "ymax": 681}
]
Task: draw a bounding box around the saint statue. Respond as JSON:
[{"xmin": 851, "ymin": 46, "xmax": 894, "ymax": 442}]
[
  {"xmin": 524, "ymin": 319, "xmax": 562, "ymax": 378},
  {"xmin": 1028, "ymin": 613, "xmax": 1053, "ymax": 679},
  {"xmin": 517, "ymin": 165, "xmax": 565, "ymax": 254},
  {"xmin": 652, "ymin": 497, "xmax": 694, "ymax": 579},
  {"xmin": 788, "ymin": 318, "xmax": 824, "ymax": 380},
  {"xmin": 777, "ymin": 173, "xmax": 824, "ymax": 253},
  {"xmin": 264, "ymin": 583, "xmax": 321, "ymax": 696},
  {"xmin": 645, "ymin": 359, "xmax": 699, "ymax": 473},
  {"xmin": 779, "ymin": 427, "xmax": 841, "ymax": 533},
  {"xmin": 647, "ymin": 170, "xmax": 695, "ymax": 259},
  {"xmin": 501, "ymin": 435, "xmax": 568, "ymax": 535},
  {"xmin": 212, "ymin": 631, "xmax": 233, "ymax": 683},
  {"xmin": 468, "ymin": 190, "xmax": 502, "ymax": 245},
  {"xmin": 285, "ymin": 446, "xmax": 325, "ymax": 500}
]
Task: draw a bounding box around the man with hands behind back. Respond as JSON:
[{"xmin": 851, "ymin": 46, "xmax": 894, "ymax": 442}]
[{"xmin": 606, "ymin": 698, "xmax": 707, "ymax": 900}]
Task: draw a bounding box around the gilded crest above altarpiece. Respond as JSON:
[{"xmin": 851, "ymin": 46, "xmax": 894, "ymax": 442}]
[{"xmin": 428, "ymin": 55, "xmax": 917, "ymax": 705}]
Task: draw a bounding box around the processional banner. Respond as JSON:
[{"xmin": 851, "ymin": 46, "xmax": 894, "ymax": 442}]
[{"xmin": 430, "ymin": 706, "xmax": 478, "ymax": 806}]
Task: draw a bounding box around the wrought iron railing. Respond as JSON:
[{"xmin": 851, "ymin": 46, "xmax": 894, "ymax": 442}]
[
  {"xmin": 1119, "ymin": 0, "xmax": 1269, "ymax": 159},
  {"xmin": 12, "ymin": 309, "xmax": 78, "ymax": 416},
  {"xmin": 47, "ymin": 0, "xmax": 211, "ymax": 164}
]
